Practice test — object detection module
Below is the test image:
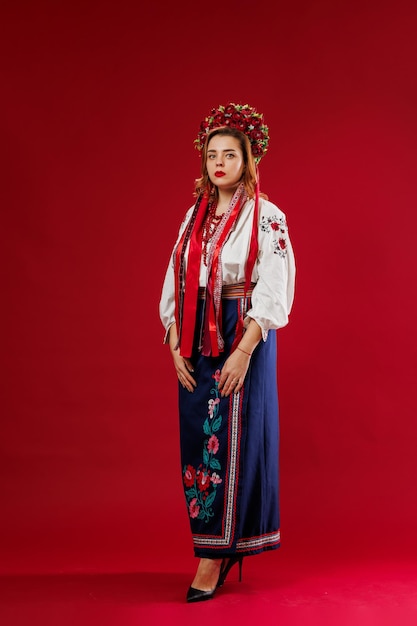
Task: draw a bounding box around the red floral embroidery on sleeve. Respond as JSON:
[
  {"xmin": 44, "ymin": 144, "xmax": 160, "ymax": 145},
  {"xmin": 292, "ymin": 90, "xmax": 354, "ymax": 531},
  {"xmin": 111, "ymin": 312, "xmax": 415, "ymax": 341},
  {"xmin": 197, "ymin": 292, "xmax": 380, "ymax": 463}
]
[{"xmin": 260, "ymin": 215, "xmax": 289, "ymax": 257}]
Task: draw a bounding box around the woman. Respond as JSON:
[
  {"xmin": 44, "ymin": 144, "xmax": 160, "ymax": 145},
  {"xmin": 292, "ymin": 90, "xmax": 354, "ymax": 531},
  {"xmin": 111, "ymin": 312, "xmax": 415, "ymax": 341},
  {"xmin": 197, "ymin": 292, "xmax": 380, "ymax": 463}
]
[{"xmin": 159, "ymin": 103, "xmax": 295, "ymax": 602}]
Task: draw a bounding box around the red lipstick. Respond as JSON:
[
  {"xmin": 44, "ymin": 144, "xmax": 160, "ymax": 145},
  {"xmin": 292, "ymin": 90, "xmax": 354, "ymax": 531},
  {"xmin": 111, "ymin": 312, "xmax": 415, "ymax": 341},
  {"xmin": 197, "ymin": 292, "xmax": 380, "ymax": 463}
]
[{"xmin": 215, "ymin": 171, "xmax": 225, "ymax": 177}]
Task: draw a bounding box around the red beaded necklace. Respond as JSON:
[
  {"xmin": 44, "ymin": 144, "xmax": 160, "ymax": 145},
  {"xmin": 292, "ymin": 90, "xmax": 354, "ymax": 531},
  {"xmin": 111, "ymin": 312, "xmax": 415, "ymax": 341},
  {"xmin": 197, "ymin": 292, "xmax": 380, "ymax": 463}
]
[{"xmin": 201, "ymin": 201, "xmax": 224, "ymax": 266}]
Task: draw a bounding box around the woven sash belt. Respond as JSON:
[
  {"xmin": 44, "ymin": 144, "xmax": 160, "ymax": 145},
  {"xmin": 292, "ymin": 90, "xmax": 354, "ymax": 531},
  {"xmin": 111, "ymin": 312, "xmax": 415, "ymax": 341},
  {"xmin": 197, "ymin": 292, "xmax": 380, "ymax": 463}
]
[{"xmin": 198, "ymin": 281, "xmax": 256, "ymax": 300}]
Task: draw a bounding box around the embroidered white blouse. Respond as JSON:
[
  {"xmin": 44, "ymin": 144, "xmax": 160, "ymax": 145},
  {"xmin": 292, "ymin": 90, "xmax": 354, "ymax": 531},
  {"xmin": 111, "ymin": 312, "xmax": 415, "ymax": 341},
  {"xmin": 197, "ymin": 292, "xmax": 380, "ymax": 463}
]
[{"xmin": 159, "ymin": 197, "xmax": 296, "ymax": 342}]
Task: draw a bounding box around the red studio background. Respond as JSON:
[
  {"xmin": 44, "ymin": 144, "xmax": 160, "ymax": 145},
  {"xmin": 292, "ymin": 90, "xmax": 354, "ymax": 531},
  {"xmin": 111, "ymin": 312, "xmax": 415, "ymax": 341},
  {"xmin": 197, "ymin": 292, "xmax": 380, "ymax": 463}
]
[{"xmin": 1, "ymin": 0, "xmax": 416, "ymax": 576}]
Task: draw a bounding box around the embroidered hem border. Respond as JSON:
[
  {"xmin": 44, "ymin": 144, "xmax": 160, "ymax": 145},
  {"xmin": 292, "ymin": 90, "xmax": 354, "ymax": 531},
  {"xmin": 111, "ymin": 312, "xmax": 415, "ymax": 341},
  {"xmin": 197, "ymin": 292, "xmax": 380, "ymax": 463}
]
[{"xmin": 236, "ymin": 530, "xmax": 281, "ymax": 552}]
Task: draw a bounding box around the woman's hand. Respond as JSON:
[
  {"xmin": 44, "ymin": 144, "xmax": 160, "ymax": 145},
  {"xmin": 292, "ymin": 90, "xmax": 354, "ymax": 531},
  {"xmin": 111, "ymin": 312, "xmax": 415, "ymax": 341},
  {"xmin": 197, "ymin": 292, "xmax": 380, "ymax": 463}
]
[
  {"xmin": 171, "ymin": 349, "xmax": 197, "ymax": 392},
  {"xmin": 218, "ymin": 320, "xmax": 263, "ymax": 397},
  {"xmin": 168, "ymin": 323, "xmax": 197, "ymax": 393},
  {"xmin": 218, "ymin": 349, "xmax": 251, "ymax": 397}
]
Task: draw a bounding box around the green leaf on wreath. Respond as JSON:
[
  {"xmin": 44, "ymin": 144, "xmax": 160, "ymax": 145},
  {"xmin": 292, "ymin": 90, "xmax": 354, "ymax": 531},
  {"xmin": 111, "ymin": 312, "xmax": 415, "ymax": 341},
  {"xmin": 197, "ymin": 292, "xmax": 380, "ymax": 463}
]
[
  {"xmin": 186, "ymin": 488, "xmax": 197, "ymax": 498},
  {"xmin": 203, "ymin": 448, "xmax": 209, "ymax": 465},
  {"xmin": 203, "ymin": 418, "xmax": 211, "ymax": 435}
]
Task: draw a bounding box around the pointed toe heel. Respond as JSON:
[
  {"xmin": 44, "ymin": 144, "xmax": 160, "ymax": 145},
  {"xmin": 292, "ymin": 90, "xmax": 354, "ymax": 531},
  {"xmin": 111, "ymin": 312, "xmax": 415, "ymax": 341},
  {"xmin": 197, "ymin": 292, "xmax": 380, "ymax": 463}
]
[{"xmin": 186, "ymin": 585, "xmax": 217, "ymax": 603}]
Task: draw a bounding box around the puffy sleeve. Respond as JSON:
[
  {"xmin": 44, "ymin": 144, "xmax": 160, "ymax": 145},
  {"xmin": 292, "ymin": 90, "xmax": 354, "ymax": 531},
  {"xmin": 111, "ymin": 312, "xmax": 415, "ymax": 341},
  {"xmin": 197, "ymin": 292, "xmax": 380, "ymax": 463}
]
[
  {"xmin": 245, "ymin": 200, "xmax": 296, "ymax": 341},
  {"xmin": 159, "ymin": 206, "xmax": 194, "ymax": 342}
]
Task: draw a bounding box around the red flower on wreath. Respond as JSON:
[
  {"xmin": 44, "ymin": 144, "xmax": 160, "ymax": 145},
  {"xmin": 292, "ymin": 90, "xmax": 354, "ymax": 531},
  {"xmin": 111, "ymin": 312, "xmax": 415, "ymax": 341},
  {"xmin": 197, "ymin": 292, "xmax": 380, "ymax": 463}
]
[
  {"xmin": 183, "ymin": 464, "xmax": 196, "ymax": 487},
  {"xmin": 252, "ymin": 144, "xmax": 263, "ymax": 157},
  {"xmin": 279, "ymin": 238, "xmax": 287, "ymax": 250},
  {"xmin": 270, "ymin": 222, "xmax": 279, "ymax": 231},
  {"xmin": 250, "ymin": 129, "xmax": 264, "ymax": 141}
]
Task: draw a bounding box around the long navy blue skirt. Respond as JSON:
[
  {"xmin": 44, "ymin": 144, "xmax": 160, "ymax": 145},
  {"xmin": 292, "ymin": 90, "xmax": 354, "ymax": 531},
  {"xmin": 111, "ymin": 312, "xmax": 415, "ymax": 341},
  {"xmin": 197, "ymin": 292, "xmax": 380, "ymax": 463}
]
[{"xmin": 179, "ymin": 293, "xmax": 280, "ymax": 558}]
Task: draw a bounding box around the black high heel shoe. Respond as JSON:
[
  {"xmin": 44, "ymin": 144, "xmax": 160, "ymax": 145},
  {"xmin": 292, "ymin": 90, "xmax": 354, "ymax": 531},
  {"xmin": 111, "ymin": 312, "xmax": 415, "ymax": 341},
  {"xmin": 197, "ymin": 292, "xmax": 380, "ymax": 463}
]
[
  {"xmin": 217, "ymin": 556, "xmax": 244, "ymax": 587},
  {"xmin": 186, "ymin": 585, "xmax": 217, "ymax": 603},
  {"xmin": 186, "ymin": 563, "xmax": 223, "ymax": 603}
]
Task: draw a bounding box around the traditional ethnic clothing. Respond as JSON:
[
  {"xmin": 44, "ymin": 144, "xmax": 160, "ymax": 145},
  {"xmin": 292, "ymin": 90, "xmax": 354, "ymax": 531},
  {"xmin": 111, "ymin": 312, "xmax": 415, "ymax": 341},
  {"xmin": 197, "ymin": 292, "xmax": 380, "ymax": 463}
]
[{"xmin": 159, "ymin": 191, "xmax": 295, "ymax": 557}]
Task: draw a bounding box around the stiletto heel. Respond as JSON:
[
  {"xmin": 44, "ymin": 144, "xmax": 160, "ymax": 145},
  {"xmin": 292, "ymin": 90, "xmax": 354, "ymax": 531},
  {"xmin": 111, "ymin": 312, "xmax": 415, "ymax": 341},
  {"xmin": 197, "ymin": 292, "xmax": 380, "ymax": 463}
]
[{"xmin": 217, "ymin": 556, "xmax": 244, "ymax": 587}]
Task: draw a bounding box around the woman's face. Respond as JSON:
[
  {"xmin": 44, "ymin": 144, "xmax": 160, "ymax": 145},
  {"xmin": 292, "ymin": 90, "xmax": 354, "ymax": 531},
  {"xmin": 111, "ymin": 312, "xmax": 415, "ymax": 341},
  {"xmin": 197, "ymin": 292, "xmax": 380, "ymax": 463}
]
[{"xmin": 206, "ymin": 134, "xmax": 245, "ymax": 192}]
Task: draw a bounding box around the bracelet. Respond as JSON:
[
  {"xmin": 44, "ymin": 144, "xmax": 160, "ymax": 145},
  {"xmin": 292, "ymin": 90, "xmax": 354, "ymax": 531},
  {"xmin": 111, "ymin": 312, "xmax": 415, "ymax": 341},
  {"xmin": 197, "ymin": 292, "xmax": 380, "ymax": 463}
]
[{"xmin": 237, "ymin": 346, "xmax": 252, "ymax": 357}]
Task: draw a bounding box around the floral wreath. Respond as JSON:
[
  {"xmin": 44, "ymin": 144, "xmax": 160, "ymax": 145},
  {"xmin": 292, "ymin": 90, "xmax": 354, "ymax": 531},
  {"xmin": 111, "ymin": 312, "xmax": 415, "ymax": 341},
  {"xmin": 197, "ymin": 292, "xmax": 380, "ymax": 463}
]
[{"xmin": 195, "ymin": 103, "xmax": 269, "ymax": 163}]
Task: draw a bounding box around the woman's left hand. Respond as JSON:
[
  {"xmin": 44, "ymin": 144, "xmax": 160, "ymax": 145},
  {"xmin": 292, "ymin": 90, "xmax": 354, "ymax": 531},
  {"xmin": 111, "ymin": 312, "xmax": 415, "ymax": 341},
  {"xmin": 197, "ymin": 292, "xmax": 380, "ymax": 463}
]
[{"xmin": 218, "ymin": 349, "xmax": 251, "ymax": 397}]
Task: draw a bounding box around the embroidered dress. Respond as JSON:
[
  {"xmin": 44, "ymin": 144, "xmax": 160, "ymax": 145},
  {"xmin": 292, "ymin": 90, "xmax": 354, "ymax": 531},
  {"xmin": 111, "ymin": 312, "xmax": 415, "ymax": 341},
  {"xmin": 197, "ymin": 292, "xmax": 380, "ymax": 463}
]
[{"xmin": 160, "ymin": 197, "xmax": 295, "ymax": 557}]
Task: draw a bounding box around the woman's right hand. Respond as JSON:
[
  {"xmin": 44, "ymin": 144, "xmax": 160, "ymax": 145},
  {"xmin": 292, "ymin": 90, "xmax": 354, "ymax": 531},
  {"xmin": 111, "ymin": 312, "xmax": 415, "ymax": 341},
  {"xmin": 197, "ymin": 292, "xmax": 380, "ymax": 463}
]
[{"xmin": 168, "ymin": 324, "xmax": 197, "ymax": 392}]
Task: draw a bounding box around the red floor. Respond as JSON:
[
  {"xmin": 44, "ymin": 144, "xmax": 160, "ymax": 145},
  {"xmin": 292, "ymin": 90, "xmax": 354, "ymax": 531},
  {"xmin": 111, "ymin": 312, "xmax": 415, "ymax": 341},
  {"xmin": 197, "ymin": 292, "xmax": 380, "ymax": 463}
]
[{"xmin": 1, "ymin": 553, "xmax": 417, "ymax": 626}]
